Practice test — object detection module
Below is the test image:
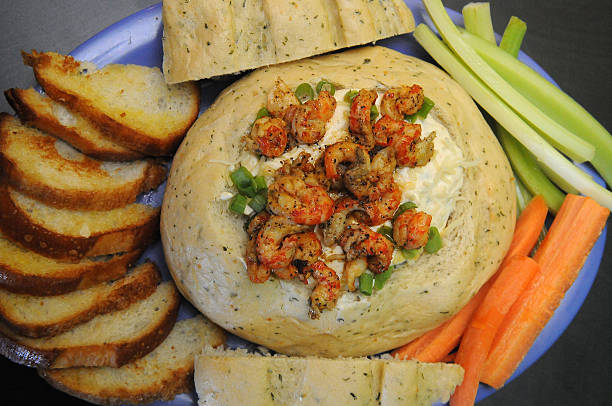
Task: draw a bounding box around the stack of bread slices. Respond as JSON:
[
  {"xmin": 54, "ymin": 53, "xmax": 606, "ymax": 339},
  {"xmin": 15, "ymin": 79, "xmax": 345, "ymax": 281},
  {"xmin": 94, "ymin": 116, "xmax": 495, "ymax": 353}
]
[{"xmin": 0, "ymin": 50, "xmax": 225, "ymax": 404}]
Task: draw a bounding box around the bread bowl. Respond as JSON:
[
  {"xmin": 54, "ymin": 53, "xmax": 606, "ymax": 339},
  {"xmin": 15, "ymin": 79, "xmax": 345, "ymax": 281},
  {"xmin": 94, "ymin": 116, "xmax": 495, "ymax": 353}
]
[{"xmin": 161, "ymin": 46, "xmax": 515, "ymax": 357}]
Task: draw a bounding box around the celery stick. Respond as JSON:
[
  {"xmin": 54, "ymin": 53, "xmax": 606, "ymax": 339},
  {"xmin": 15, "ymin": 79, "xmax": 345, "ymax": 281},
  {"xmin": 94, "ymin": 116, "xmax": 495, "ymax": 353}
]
[
  {"xmin": 413, "ymin": 24, "xmax": 612, "ymax": 210},
  {"xmin": 462, "ymin": 2, "xmax": 496, "ymax": 44},
  {"xmin": 421, "ymin": 0, "xmax": 593, "ymax": 163},
  {"xmin": 497, "ymin": 124, "xmax": 565, "ymax": 213},
  {"xmin": 515, "ymin": 177, "xmax": 532, "ymax": 214},
  {"xmin": 499, "ymin": 16, "xmax": 527, "ymax": 57},
  {"xmin": 461, "ymin": 29, "xmax": 612, "ymax": 187}
]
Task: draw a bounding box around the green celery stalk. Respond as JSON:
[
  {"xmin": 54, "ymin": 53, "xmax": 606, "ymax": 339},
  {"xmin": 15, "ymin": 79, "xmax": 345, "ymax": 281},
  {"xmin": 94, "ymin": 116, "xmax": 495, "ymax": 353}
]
[
  {"xmin": 462, "ymin": 2, "xmax": 496, "ymax": 44},
  {"xmin": 497, "ymin": 123, "xmax": 565, "ymax": 213},
  {"xmin": 421, "ymin": 0, "xmax": 594, "ymax": 163},
  {"xmin": 515, "ymin": 177, "xmax": 532, "ymax": 214},
  {"xmin": 461, "ymin": 29, "xmax": 612, "ymax": 187},
  {"xmin": 413, "ymin": 24, "xmax": 612, "ymax": 210},
  {"xmin": 499, "ymin": 16, "xmax": 527, "ymax": 57}
]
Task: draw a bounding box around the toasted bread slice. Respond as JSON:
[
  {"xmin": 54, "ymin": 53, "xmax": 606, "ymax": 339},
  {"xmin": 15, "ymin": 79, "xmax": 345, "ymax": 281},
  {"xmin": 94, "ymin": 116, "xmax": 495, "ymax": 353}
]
[
  {"xmin": 0, "ymin": 231, "xmax": 142, "ymax": 296},
  {"xmin": 0, "ymin": 185, "xmax": 159, "ymax": 262},
  {"xmin": 5, "ymin": 88, "xmax": 143, "ymax": 161},
  {"xmin": 0, "ymin": 281, "xmax": 179, "ymax": 369},
  {"xmin": 39, "ymin": 316, "xmax": 226, "ymax": 406},
  {"xmin": 23, "ymin": 50, "xmax": 200, "ymax": 156},
  {"xmin": 0, "ymin": 262, "xmax": 160, "ymax": 338},
  {"xmin": 0, "ymin": 114, "xmax": 166, "ymax": 211}
]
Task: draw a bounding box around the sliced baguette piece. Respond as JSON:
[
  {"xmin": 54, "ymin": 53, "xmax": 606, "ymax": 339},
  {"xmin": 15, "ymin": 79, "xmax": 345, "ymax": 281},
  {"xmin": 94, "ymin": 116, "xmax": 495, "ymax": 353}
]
[
  {"xmin": 0, "ymin": 280, "xmax": 180, "ymax": 369},
  {"xmin": 0, "ymin": 184, "xmax": 159, "ymax": 262},
  {"xmin": 23, "ymin": 50, "xmax": 200, "ymax": 156},
  {"xmin": 39, "ymin": 316, "xmax": 226, "ymax": 406},
  {"xmin": 0, "ymin": 261, "xmax": 160, "ymax": 338},
  {"xmin": 195, "ymin": 348, "xmax": 464, "ymax": 406},
  {"xmin": 5, "ymin": 87, "xmax": 143, "ymax": 161},
  {"xmin": 0, "ymin": 113, "xmax": 166, "ymax": 211},
  {"xmin": 0, "ymin": 231, "xmax": 142, "ymax": 296}
]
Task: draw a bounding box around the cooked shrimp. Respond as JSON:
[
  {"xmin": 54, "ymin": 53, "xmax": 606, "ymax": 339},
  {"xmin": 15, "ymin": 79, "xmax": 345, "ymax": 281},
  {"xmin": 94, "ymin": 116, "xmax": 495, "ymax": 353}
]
[
  {"xmin": 393, "ymin": 209, "xmax": 432, "ymax": 250},
  {"xmin": 362, "ymin": 183, "xmax": 402, "ymax": 226},
  {"xmin": 342, "ymin": 147, "xmax": 396, "ymax": 201},
  {"xmin": 343, "ymin": 257, "xmax": 368, "ymax": 292},
  {"xmin": 248, "ymin": 116, "xmax": 288, "ymax": 157},
  {"xmin": 324, "ymin": 141, "xmax": 370, "ymax": 181},
  {"xmin": 269, "ymin": 231, "xmax": 322, "ymax": 281},
  {"xmin": 392, "ymin": 130, "xmax": 436, "ymax": 167},
  {"xmin": 339, "ymin": 223, "xmax": 394, "ymax": 273},
  {"xmin": 308, "ymin": 260, "xmax": 341, "ymax": 319},
  {"xmin": 380, "ymin": 85, "xmax": 424, "ymax": 120},
  {"xmin": 267, "ymin": 175, "xmax": 334, "ymax": 225},
  {"xmin": 290, "ymin": 90, "xmax": 336, "ymax": 144},
  {"xmin": 267, "ymin": 78, "xmax": 300, "ymax": 119},
  {"xmin": 349, "ymin": 89, "xmax": 378, "ymax": 149},
  {"xmin": 321, "ymin": 197, "xmax": 367, "ymax": 246},
  {"xmin": 245, "ymin": 212, "xmax": 272, "ymax": 283},
  {"xmin": 372, "ymin": 114, "xmax": 417, "ymax": 147},
  {"xmin": 256, "ymin": 215, "xmax": 310, "ymax": 269}
]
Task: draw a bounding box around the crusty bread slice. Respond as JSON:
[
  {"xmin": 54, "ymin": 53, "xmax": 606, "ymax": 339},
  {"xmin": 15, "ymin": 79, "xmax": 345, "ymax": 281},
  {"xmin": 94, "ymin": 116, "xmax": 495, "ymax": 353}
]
[
  {"xmin": 0, "ymin": 231, "xmax": 142, "ymax": 296},
  {"xmin": 23, "ymin": 50, "xmax": 200, "ymax": 156},
  {"xmin": 0, "ymin": 185, "xmax": 159, "ymax": 261},
  {"xmin": 195, "ymin": 348, "xmax": 464, "ymax": 406},
  {"xmin": 5, "ymin": 88, "xmax": 143, "ymax": 161},
  {"xmin": 39, "ymin": 316, "xmax": 226, "ymax": 406},
  {"xmin": 0, "ymin": 281, "xmax": 179, "ymax": 369},
  {"xmin": 0, "ymin": 113, "xmax": 166, "ymax": 211},
  {"xmin": 0, "ymin": 261, "xmax": 160, "ymax": 338}
]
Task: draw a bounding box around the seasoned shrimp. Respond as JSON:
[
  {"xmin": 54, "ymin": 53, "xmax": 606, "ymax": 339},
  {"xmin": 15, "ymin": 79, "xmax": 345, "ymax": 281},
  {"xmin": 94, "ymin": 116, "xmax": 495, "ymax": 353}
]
[
  {"xmin": 372, "ymin": 114, "xmax": 418, "ymax": 147},
  {"xmin": 256, "ymin": 215, "xmax": 310, "ymax": 269},
  {"xmin": 290, "ymin": 90, "xmax": 337, "ymax": 144},
  {"xmin": 267, "ymin": 78, "xmax": 300, "ymax": 119},
  {"xmin": 393, "ymin": 209, "xmax": 432, "ymax": 250},
  {"xmin": 324, "ymin": 141, "xmax": 370, "ymax": 180},
  {"xmin": 321, "ymin": 197, "xmax": 367, "ymax": 246},
  {"xmin": 339, "ymin": 223, "xmax": 394, "ymax": 273},
  {"xmin": 349, "ymin": 89, "xmax": 378, "ymax": 149},
  {"xmin": 392, "ymin": 130, "xmax": 436, "ymax": 168},
  {"xmin": 245, "ymin": 212, "xmax": 271, "ymax": 283},
  {"xmin": 270, "ymin": 231, "xmax": 322, "ymax": 281},
  {"xmin": 362, "ymin": 183, "xmax": 402, "ymax": 226},
  {"xmin": 248, "ymin": 116, "xmax": 288, "ymax": 157},
  {"xmin": 308, "ymin": 260, "xmax": 341, "ymax": 319},
  {"xmin": 343, "ymin": 257, "xmax": 368, "ymax": 292},
  {"xmin": 267, "ymin": 175, "xmax": 334, "ymax": 225},
  {"xmin": 342, "ymin": 146, "xmax": 396, "ymax": 201},
  {"xmin": 380, "ymin": 85, "xmax": 424, "ymax": 120}
]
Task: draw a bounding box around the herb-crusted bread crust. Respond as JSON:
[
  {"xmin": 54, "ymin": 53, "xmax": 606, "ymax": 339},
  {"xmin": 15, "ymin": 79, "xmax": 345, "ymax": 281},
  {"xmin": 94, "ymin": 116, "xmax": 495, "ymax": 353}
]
[{"xmin": 161, "ymin": 46, "xmax": 515, "ymax": 357}]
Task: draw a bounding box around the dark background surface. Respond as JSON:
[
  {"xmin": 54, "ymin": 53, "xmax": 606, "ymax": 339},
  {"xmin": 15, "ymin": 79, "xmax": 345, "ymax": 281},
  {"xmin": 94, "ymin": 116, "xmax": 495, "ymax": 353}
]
[{"xmin": 0, "ymin": 0, "xmax": 610, "ymax": 405}]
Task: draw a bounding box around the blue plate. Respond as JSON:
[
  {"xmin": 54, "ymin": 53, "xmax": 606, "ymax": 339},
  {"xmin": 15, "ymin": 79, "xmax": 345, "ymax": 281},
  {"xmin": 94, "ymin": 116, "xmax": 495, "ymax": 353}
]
[{"xmin": 68, "ymin": 2, "xmax": 607, "ymax": 405}]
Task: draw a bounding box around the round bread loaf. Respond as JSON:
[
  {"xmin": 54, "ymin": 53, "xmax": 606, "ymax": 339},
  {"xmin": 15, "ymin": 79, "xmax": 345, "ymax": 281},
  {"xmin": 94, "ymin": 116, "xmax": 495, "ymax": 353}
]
[{"xmin": 161, "ymin": 46, "xmax": 515, "ymax": 357}]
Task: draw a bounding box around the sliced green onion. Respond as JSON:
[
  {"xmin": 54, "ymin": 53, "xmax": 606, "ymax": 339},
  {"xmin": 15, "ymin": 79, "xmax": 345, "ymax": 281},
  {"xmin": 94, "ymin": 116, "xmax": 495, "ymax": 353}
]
[
  {"xmin": 248, "ymin": 192, "xmax": 267, "ymax": 213},
  {"xmin": 229, "ymin": 194, "xmax": 248, "ymax": 214},
  {"xmin": 374, "ymin": 266, "xmax": 394, "ymax": 290},
  {"xmin": 499, "ymin": 16, "xmax": 527, "ymax": 57},
  {"xmin": 404, "ymin": 113, "xmax": 419, "ymax": 123},
  {"xmin": 255, "ymin": 107, "xmax": 270, "ymax": 120},
  {"xmin": 460, "ymin": 28, "xmax": 612, "ymax": 187},
  {"xmin": 422, "ymin": 0, "xmax": 593, "ymax": 163},
  {"xmin": 413, "ymin": 24, "xmax": 612, "ymax": 210},
  {"xmin": 295, "ymin": 83, "xmax": 314, "ymax": 103},
  {"xmin": 418, "ymin": 97, "xmax": 435, "ymax": 119},
  {"xmin": 316, "ymin": 80, "xmax": 335, "ymax": 96},
  {"xmin": 344, "ymin": 90, "xmax": 359, "ymax": 104},
  {"xmin": 401, "ymin": 247, "xmax": 423, "ymax": 260},
  {"xmin": 370, "ymin": 104, "xmax": 379, "ymax": 122},
  {"xmin": 376, "ymin": 225, "xmax": 394, "ymax": 243},
  {"xmin": 253, "ymin": 175, "xmax": 267, "ymax": 192},
  {"xmin": 462, "ymin": 2, "xmax": 496, "ymax": 45},
  {"xmin": 230, "ymin": 167, "xmax": 257, "ymax": 197},
  {"xmin": 424, "ymin": 226, "xmax": 442, "ymax": 254},
  {"xmin": 394, "ymin": 201, "xmax": 418, "ymax": 220},
  {"xmin": 359, "ymin": 272, "xmax": 374, "ymax": 296}
]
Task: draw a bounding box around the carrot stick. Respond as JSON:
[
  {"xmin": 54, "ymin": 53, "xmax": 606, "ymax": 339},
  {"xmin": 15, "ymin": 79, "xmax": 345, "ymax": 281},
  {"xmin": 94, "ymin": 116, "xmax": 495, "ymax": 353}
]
[
  {"xmin": 391, "ymin": 278, "xmax": 491, "ymax": 362},
  {"xmin": 442, "ymin": 352, "xmax": 457, "ymax": 363},
  {"xmin": 501, "ymin": 195, "xmax": 548, "ymax": 266},
  {"xmin": 450, "ymin": 256, "xmax": 540, "ymax": 406},
  {"xmin": 481, "ymin": 195, "xmax": 609, "ymax": 389}
]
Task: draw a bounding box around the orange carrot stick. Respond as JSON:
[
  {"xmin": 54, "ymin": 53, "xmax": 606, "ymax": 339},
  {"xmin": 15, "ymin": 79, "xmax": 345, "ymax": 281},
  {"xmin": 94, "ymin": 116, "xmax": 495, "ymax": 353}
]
[
  {"xmin": 441, "ymin": 352, "xmax": 457, "ymax": 363},
  {"xmin": 501, "ymin": 195, "xmax": 548, "ymax": 266},
  {"xmin": 450, "ymin": 256, "xmax": 540, "ymax": 406},
  {"xmin": 481, "ymin": 195, "xmax": 609, "ymax": 389}
]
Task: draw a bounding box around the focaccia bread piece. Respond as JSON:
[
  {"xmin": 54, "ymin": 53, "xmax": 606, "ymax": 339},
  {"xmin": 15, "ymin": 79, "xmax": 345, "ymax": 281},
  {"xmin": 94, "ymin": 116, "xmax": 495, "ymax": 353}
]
[
  {"xmin": 161, "ymin": 46, "xmax": 515, "ymax": 357},
  {"xmin": 161, "ymin": 0, "xmax": 414, "ymax": 84}
]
